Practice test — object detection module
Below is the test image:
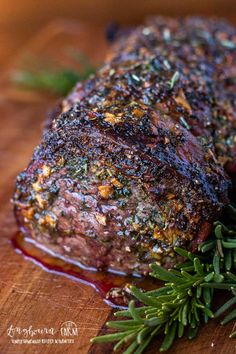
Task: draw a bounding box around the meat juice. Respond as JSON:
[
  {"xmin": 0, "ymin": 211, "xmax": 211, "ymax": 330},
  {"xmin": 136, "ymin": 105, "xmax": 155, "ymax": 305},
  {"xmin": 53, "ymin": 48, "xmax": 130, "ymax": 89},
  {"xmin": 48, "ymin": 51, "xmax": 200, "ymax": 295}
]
[{"xmin": 12, "ymin": 232, "xmax": 159, "ymax": 308}]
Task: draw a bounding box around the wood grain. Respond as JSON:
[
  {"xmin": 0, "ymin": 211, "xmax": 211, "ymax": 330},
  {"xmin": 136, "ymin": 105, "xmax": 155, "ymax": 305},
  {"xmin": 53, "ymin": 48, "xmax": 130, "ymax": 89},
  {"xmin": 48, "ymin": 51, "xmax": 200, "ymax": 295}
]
[{"xmin": 0, "ymin": 21, "xmax": 235, "ymax": 354}]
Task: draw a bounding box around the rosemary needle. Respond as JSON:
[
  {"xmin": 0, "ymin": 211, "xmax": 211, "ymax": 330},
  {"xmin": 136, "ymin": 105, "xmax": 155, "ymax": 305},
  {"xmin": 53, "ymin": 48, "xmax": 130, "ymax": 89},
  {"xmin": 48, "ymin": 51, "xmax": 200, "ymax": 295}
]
[{"xmin": 92, "ymin": 204, "xmax": 236, "ymax": 353}]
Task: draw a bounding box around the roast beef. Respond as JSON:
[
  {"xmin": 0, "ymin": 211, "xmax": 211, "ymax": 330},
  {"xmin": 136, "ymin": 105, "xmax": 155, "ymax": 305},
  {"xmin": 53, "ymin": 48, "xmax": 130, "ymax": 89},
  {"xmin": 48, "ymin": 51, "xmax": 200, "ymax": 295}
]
[{"xmin": 13, "ymin": 17, "xmax": 235, "ymax": 275}]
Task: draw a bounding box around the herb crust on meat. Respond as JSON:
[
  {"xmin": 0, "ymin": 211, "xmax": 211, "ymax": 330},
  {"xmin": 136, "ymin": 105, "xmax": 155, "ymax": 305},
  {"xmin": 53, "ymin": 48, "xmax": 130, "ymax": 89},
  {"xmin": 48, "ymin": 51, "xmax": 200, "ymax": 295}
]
[{"xmin": 13, "ymin": 17, "xmax": 235, "ymax": 274}]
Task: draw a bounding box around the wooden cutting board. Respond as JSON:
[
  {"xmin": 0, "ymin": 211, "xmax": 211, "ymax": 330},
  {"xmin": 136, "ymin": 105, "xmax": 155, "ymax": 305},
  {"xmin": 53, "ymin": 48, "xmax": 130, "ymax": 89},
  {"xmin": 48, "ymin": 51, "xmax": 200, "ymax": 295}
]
[{"xmin": 0, "ymin": 20, "xmax": 235, "ymax": 354}]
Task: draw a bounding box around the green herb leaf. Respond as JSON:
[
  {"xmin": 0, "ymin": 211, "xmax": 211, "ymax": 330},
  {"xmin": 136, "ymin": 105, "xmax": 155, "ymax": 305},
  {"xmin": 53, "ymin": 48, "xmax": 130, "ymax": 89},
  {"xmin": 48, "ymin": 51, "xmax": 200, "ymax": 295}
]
[
  {"xmin": 92, "ymin": 205, "xmax": 236, "ymax": 353},
  {"xmin": 12, "ymin": 52, "xmax": 95, "ymax": 96}
]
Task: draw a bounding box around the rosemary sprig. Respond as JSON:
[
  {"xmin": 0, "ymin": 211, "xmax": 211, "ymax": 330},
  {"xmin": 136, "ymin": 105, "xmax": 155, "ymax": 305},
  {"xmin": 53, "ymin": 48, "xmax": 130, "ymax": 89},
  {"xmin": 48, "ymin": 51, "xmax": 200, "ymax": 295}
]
[
  {"xmin": 13, "ymin": 69, "xmax": 82, "ymax": 96},
  {"xmin": 12, "ymin": 52, "xmax": 95, "ymax": 96},
  {"xmin": 92, "ymin": 204, "xmax": 236, "ymax": 353}
]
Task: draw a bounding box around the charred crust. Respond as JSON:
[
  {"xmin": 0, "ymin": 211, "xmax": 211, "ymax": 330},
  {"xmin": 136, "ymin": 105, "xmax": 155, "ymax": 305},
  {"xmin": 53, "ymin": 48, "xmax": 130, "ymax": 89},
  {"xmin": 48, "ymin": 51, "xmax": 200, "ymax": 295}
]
[{"xmin": 13, "ymin": 17, "xmax": 235, "ymax": 274}]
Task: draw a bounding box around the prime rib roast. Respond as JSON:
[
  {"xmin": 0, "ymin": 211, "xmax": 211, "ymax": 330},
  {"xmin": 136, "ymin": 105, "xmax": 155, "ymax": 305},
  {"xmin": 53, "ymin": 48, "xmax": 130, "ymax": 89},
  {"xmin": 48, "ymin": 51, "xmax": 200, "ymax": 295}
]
[{"xmin": 13, "ymin": 17, "xmax": 236, "ymax": 275}]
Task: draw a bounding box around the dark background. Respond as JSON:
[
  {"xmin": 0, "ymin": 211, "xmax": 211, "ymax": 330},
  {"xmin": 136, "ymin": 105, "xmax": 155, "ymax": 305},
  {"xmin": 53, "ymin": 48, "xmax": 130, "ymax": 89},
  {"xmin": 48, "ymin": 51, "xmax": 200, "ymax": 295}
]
[{"xmin": 0, "ymin": 0, "xmax": 236, "ymax": 67}]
